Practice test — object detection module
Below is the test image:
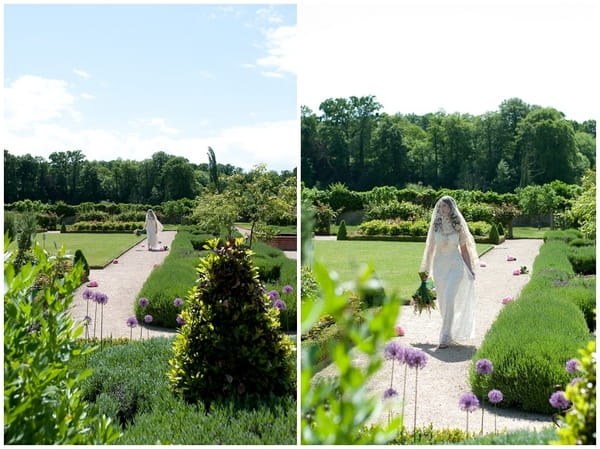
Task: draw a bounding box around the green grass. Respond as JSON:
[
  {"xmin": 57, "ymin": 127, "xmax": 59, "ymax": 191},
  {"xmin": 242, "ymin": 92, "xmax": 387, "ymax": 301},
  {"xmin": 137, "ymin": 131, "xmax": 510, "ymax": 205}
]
[
  {"xmin": 8, "ymin": 232, "xmax": 145, "ymax": 268},
  {"xmin": 512, "ymin": 226, "xmax": 551, "ymax": 239},
  {"xmin": 314, "ymin": 240, "xmax": 492, "ymax": 302}
]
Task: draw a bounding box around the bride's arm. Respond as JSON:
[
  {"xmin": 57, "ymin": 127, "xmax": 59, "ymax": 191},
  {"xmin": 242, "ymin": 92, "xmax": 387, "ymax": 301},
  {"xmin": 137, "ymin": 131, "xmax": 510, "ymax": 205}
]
[
  {"xmin": 419, "ymin": 226, "xmax": 435, "ymax": 277},
  {"xmin": 460, "ymin": 244, "xmax": 475, "ymax": 279}
]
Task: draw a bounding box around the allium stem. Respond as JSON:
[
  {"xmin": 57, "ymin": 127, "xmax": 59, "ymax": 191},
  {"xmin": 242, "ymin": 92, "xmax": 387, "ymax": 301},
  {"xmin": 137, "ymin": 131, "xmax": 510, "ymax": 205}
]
[
  {"xmin": 494, "ymin": 404, "xmax": 497, "ymax": 434},
  {"xmin": 390, "ymin": 359, "xmax": 395, "ymax": 388},
  {"xmin": 401, "ymin": 364, "xmax": 408, "ymax": 421},
  {"xmin": 93, "ymin": 302, "xmax": 98, "ymax": 337},
  {"xmin": 100, "ymin": 305, "xmax": 104, "ymax": 349},
  {"xmin": 480, "ymin": 403, "xmax": 484, "ymax": 434},
  {"xmin": 466, "ymin": 411, "xmax": 469, "ymax": 435},
  {"xmin": 413, "ymin": 368, "xmax": 419, "ymax": 441},
  {"xmin": 140, "ymin": 324, "xmax": 143, "ymax": 340}
]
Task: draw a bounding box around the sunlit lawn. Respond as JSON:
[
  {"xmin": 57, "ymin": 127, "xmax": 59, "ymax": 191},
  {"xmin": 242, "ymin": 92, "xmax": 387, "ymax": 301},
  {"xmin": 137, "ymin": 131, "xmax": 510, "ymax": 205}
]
[
  {"xmin": 314, "ymin": 240, "xmax": 493, "ymax": 302},
  {"xmin": 511, "ymin": 226, "xmax": 551, "ymax": 239},
  {"xmin": 8, "ymin": 233, "xmax": 145, "ymax": 268}
]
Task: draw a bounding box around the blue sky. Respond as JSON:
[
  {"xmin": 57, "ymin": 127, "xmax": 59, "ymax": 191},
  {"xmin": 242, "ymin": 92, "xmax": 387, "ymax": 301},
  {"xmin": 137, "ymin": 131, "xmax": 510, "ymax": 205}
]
[
  {"xmin": 4, "ymin": 2, "xmax": 297, "ymax": 171},
  {"xmin": 299, "ymin": 0, "xmax": 598, "ymax": 123}
]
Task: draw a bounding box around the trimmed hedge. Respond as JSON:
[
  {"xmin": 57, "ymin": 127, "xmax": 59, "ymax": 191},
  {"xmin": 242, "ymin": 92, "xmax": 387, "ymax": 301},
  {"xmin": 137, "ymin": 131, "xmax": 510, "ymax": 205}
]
[
  {"xmin": 73, "ymin": 221, "xmax": 144, "ymax": 232},
  {"xmin": 135, "ymin": 230, "xmax": 206, "ymax": 328},
  {"xmin": 470, "ymin": 236, "xmax": 593, "ymax": 414}
]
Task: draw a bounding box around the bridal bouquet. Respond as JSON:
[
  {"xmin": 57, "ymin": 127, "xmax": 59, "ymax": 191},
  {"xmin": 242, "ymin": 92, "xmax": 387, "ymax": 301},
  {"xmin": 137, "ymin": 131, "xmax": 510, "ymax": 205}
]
[{"xmin": 411, "ymin": 272, "xmax": 437, "ymax": 315}]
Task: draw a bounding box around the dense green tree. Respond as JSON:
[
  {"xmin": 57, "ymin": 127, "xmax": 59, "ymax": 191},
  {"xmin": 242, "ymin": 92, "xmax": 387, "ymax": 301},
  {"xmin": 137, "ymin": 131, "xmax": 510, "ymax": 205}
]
[
  {"xmin": 516, "ymin": 108, "xmax": 577, "ymax": 185},
  {"xmin": 162, "ymin": 157, "xmax": 198, "ymax": 200}
]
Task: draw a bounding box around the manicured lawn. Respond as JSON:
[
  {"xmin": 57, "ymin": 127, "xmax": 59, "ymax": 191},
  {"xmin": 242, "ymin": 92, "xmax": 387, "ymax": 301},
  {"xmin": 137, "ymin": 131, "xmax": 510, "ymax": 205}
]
[
  {"xmin": 8, "ymin": 233, "xmax": 145, "ymax": 268},
  {"xmin": 511, "ymin": 226, "xmax": 551, "ymax": 239},
  {"xmin": 314, "ymin": 240, "xmax": 492, "ymax": 302}
]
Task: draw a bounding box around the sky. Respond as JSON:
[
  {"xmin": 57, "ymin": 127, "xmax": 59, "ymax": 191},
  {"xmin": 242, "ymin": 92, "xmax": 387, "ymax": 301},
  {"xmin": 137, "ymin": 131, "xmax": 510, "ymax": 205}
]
[
  {"xmin": 3, "ymin": 1, "xmax": 297, "ymax": 172},
  {"xmin": 299, "ymin": 0, "xmax": 599, "ymax": 123}
]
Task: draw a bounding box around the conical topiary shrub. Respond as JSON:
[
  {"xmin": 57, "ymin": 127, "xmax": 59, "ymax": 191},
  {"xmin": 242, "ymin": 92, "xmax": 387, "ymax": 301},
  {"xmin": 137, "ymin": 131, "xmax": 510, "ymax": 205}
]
[
  {"xmin": 74, "ymin": 249, "xmax": 90, "ymax": 282},
  {"xmin": 168, "ymin": 237, "xmax": 294, "ymax": 406},
  {"xmin": 337, "ymin": 220, "xmax": 348, "ymax": 240},
  {"xmin": 489, "ymin": 224, "xmax": 500, "ymax": 244},
  {"xmin": 497, "ymin": 222, "xmax": 505, "ymax": 236}
]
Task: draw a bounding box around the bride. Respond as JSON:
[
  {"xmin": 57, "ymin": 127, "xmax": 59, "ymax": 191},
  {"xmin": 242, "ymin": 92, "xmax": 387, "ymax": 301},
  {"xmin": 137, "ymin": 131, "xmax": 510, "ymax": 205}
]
[
  {"xmin": 143, "ymin": 209, "xmax": 164, "ymax": 251},
  {"xmin": 419, "ymin": 196, "xmax": 478, "ymax": 349}
]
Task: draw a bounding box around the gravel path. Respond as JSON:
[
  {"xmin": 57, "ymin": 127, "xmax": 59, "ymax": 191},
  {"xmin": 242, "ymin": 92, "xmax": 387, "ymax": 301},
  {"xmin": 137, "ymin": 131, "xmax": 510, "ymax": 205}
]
[
  {"xmin": 70, "ymin": 230, "xmax": 297, "ymax": 340},
  {"xmin": 315, "ymin": 238, "xmax": 554, "ymax": 434},
  {"xmin": 70, "ymin": 231, "xmax": 178, "ymax": 340}
]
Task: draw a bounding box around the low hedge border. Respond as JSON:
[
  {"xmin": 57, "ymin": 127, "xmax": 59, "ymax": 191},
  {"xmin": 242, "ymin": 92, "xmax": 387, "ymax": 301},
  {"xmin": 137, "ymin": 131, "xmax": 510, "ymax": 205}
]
[
  {"xmin": 344, "ymin": 234, "xmax": 506, "ymax": 245},
  {"xmin": 470, "ymin": 233, "xmax": 594, "ymax": 414}
]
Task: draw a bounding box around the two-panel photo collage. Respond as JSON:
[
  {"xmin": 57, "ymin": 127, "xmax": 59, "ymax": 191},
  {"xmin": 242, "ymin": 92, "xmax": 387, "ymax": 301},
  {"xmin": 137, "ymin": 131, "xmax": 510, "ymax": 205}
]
[{"xmin": 3, "ymin": 0, "xmax": 596, "ymax": 446}]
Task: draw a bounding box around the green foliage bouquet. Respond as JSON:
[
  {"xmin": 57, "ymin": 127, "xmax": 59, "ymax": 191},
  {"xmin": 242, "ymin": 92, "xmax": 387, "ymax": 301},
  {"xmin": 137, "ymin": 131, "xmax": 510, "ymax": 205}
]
[{"xmin": 411, "ymin": 272, "xmax": 437, "ymax": 315}]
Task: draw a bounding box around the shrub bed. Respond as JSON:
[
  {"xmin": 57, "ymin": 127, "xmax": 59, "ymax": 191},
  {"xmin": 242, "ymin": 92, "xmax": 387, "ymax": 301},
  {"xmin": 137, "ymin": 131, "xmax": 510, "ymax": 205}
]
[
  {"xmin": 470, "ymin": 236, "xmax": 593, "ymax": 414},
  {"xmin": 72, "ymin": 221, "xmax": 144, "ymax": 232},
  {"xmin": 78, "ymin": 337, "xmax": 296, "ymax": 444},
  {"xmin": 135, "ymin": 230, "xmax": 297, "ymax": 332},
  {"xmin": 135, "ymin": 230, "xmax": 206, "ymax": 328},
  {"xmin": 358, "ymin": 219, "xmax": 493, "ymax": 238}
]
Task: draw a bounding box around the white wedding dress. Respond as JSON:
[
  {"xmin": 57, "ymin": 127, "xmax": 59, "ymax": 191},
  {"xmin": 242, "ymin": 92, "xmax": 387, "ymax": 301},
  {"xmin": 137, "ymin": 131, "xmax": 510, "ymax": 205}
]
[{"xmin": 431, "ymin": 230, "xmax": 475, "ymax": 345}]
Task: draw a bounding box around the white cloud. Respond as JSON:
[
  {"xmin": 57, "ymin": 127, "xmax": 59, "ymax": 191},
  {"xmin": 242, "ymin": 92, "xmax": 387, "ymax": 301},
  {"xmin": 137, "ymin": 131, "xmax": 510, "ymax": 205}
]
[
  {"xmin": 81, "ymin": 93, "xmax": 95, "ymax": 100},
  {"xmin": 73, "ymin": 68, "xmax": 91, "ymax": 79},
  {"xmin": 256, "ymin": 25, "xmax": 297, "ymax": 78},
  {"xmin": 4, "ymin": 75, "xmax": 80, "ymax": 131},
  {"xmin": 4, "ymin": 119, "xmax": 297, "ymax": 172},
  {"xmin": 256, "ymin": 7, "xmax": 284, "ymax": 24},
  {"xmin": 4, "ymin": 75, "xmax": 296, "ymax": 171}
]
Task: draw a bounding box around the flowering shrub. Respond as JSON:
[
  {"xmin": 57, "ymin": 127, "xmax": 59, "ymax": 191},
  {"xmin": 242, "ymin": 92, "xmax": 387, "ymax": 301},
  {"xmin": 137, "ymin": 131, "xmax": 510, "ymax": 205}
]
[
  {"xmin": 168, "ymin": 237, "xmax": 294, "ymax": 405},
  {"xmin": 4, "ymin": 240, "xmax": 120, "ymax": 444}
]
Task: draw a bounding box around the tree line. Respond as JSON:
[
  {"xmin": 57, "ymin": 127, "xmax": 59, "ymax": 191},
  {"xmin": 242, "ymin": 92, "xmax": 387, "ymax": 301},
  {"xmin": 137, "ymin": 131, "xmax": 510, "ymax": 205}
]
[
  {"xmin": 301, "ymin": 96, "xmax": 596, "ymax": 192},
  {"xmin": 3, "ymin": 149, "xmax": 296, "ymax": 205}
]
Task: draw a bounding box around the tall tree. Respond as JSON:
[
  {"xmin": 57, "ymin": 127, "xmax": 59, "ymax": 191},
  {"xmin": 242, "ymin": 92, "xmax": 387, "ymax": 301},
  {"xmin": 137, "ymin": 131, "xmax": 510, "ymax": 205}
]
[
  {"xmin": 207, "ymin": 146, "xmax": 221, "ymax": 193},
  {"xmin": 516, "ymin": 108, "xmax": 577, "ymax": 185}
]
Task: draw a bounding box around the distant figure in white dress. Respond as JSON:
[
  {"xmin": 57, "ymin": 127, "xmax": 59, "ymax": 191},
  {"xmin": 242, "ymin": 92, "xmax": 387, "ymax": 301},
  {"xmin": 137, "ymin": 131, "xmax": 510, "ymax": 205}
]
[
  {"xmin": 420, "ymin": 196, "xmax": 478, "ymax": 348},
  {"xmin": 144, "ymin": 209, "xmax": 164, "ymax": 251}
]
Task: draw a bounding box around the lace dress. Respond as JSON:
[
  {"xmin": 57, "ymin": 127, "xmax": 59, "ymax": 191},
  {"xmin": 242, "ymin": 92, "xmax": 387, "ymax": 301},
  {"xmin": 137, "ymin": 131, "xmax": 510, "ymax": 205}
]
[
  {"xmin": 421, "ymin": 219, "xmax": 475, "ymax": 345},
  {"xmin": 431, "ymin": 230, "xmax": 475, "ymax": 345}
]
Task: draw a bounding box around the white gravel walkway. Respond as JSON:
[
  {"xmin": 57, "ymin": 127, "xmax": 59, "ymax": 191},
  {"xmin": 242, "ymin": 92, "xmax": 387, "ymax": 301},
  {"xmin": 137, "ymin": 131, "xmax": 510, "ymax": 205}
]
[
  {"xmin": 70, "ymin": 231, "xmax": 178, "ymax": 340},
  {"xmin": 315, "ymin": 238, "xmax": 554, "ymax": 434}
]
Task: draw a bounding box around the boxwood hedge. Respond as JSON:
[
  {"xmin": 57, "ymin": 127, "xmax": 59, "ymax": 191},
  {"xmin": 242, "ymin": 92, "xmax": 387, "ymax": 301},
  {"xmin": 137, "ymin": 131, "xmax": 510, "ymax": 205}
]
[{"xmin": 470, "ymin": 234, "xmax": 594, "ymax": 414}]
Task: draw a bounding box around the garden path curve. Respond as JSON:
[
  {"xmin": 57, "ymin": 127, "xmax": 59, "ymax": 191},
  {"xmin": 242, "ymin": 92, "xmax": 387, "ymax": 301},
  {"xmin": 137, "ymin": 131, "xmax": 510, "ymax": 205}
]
[
  {"xmin": 71, "ymin": 231, "xmax": 178, "ymax": 340},
  {"xmin": 316, "ymin": 238, "xmax": 555, "ymax": 434}
]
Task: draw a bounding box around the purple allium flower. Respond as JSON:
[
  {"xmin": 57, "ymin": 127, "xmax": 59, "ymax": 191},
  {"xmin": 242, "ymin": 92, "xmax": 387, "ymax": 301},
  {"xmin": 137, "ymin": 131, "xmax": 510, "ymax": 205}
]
[
  {"xmin": 93, "ymin": 292, "xmax": 109, "ymax": 305},
  {"xmin": 384, "ymin": 341, "xmax": 405, "ymax": 362},
  {"xmin": 565, "ymin": 358, "xmax": 580, "ymax": 374},
  {"xmin": 549, "ymin": 391, "xmax": 570, "ymax": 409},
  {"xmin": 126, "ymin": 316, "xmax": 138, "ymax": 328},
  {"xmin": 488, "ymin": 389, "xmax": 503, "ymax": 404},
  {"xmin": 273, "ymin": 299, "xmax": 287, "ymax": 311},
  {"xmin": 268, "ymin": 290, "xmax": 280, "ymax": 301},
  {"xmin": 139, "ymin": 297, "xmax": 149, "ymax": 307},
  {"xmin": 144, "ymin": 314, "xmax": 153, "ymax": 324},
  {"xmin": 382, "ymin": 388, "xmax": 398, "ymax": 400},
  {"xmin": 459, "ymin": 393, "xmax": 480, "ymax": 412},
  {"xmin": 176, "ymin": 315, "xmax": 186, "ymax": 325},
  {"xmin": 405, "ymin": 348, "xmax": 428, "ymax": 369},
  {"xmin": 570, "ymin": 377, "xmax": 584, "ymax": 386},
  {"xmin": 83, "ymin": 289, "xmax": 95, "ymax": 300},
  {"xmin": 173, "ymin": 297, "xmax": 184, "ymax": 307},
  {"xmin": 83, "ymin": 315, "xmax": 92, "ymax": 324},
  {"xmin": 476, "ymin": 358, "xmax": 493, "ymax": 375},
  {"xmin": 282, "ymin": 285, "xmax": 293, "ymax": 294}
]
